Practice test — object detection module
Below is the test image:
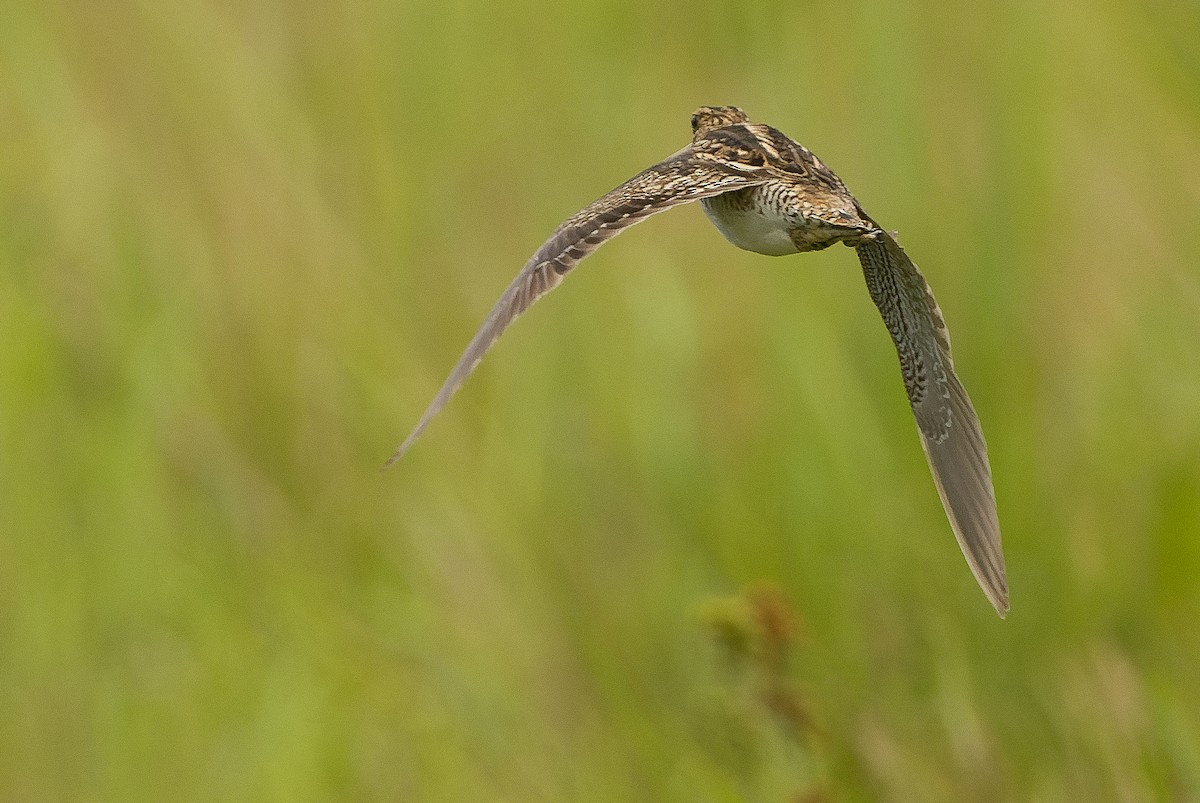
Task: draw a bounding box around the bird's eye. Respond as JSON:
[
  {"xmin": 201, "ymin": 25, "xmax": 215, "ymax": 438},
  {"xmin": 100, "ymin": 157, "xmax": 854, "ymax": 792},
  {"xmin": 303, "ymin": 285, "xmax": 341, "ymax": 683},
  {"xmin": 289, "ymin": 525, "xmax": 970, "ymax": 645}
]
[{"xmin": 691, "ymin": 113, "xmax": 700, "ymax": 131}]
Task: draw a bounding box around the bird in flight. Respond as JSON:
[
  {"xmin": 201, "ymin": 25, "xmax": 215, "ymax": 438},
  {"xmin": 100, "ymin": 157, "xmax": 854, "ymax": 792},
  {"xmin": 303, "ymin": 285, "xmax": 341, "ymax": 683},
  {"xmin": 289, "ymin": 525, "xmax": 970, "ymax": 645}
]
[{"xmin": 387, "ymin": 106, "xmax": 1008, "ymax": 617}]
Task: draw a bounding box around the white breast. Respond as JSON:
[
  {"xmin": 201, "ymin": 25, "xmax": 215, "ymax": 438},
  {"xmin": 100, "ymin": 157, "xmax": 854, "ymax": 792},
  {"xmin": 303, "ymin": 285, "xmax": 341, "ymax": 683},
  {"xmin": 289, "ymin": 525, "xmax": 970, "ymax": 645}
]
[{"xmin": 701, "ymin": 193, "xmax": 800, "ymax": 256}]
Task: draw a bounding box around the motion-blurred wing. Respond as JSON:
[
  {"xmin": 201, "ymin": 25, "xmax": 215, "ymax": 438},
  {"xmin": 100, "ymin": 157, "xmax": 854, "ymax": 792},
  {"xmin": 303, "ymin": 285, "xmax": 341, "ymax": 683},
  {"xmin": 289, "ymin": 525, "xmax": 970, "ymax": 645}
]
[
  {"xmin": 855, "ymin": 226, "xmax": 1009, "ymax": 616},
  {"xmin": 385, "ymin": 148, "xmax": 767, "ymax": 467}
]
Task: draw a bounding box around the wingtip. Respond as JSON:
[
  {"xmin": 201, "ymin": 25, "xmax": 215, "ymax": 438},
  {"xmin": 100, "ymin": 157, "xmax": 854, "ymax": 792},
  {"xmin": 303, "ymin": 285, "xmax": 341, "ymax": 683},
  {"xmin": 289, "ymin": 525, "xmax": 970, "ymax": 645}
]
[
  {"xmin": 977, "ymin": 545, "xmax": 1010, "ymax": 619},
  {"xmin": 380, "ymin": 434, "xmax": 417, "ymax": 472},
  {"xmin": 985, "ymin": 581, "xmax": 1010, "ymax": 619}
]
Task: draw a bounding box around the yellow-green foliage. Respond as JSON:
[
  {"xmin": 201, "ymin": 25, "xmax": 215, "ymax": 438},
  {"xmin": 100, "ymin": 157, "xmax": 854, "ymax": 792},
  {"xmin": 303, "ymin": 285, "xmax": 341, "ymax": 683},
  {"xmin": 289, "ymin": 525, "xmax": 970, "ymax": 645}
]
[{"xmin": 2, "ymin": 0, "xmax": 1199, "ymax": 799}]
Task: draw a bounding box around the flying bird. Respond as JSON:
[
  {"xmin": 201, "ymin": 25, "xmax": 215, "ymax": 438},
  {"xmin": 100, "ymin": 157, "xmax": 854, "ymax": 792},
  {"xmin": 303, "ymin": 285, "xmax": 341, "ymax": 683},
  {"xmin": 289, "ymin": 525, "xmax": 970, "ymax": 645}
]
[{"xmin": 387, "ymin": 106, "xmax": 1008, "ymax": 617}]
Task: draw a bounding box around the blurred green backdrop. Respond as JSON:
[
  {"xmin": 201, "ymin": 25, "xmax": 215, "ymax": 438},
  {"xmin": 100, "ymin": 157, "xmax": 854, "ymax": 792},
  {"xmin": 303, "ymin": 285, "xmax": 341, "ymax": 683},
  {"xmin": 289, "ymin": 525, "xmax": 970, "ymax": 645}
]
[{"xmin": 3, "ymin": 0, "xmax": 1199, "ymax": 799}]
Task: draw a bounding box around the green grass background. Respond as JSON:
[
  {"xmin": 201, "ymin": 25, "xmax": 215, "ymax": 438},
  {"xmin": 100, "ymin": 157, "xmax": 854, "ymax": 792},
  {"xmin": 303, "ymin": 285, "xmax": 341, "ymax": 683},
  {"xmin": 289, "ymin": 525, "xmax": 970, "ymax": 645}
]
[{"xmin": 3, "ymin": 0, "xmax": 1199, "ymax": 799}]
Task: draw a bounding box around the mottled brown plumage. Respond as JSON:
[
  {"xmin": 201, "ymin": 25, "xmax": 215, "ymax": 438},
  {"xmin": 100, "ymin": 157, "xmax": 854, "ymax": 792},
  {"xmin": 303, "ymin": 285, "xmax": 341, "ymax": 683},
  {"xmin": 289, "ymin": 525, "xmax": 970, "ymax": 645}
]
[{"xmin": 387, "ymin": 106, "xmax": 1008, "ymax": 617}]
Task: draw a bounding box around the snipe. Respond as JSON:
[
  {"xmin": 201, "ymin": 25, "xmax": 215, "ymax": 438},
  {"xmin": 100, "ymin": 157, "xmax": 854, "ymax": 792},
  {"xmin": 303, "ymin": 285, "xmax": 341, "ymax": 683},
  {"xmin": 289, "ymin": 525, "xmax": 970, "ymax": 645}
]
[{"xmin": 387, "ymin": 106, "xmax": 1008, "ymax": 617}]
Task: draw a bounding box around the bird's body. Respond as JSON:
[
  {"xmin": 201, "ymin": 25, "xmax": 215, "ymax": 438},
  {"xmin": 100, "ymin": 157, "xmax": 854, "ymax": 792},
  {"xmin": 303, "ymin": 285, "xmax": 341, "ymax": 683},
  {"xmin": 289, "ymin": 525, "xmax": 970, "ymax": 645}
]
[
  {"xmin": 388, "ymin": 106, "xmax": 1009, "ymax": 617},
  {"xmin": 701, "ymin": 183, "xmax": 866, "ymax": 255}
]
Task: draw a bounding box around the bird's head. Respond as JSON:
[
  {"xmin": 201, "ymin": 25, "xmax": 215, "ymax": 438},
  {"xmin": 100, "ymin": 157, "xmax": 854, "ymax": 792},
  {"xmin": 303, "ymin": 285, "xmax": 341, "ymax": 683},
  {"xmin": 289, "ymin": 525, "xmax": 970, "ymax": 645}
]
[{"xmin": 690, "ymin": 106, "xmax": 749, "ymax": 138}]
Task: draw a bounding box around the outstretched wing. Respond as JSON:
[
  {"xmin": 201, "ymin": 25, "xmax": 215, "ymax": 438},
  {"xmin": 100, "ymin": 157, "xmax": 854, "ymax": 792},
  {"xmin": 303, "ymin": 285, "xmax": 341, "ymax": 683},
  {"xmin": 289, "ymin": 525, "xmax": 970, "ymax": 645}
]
[
  {"xmin": 855, "ymin": 225, "xmax": 1009, "ymax": 616},
  {"xmin": 385, "ymin": 147, "xmax": 768, "ymax": 467}
]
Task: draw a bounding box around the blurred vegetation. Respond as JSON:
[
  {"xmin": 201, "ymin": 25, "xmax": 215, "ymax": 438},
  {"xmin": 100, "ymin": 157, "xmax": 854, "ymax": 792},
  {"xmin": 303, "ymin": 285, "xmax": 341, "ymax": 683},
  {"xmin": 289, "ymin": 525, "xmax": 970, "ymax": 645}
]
[{"xmin": 2, "ymin": 0, "xmax": 1199, "ymax": 799}]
